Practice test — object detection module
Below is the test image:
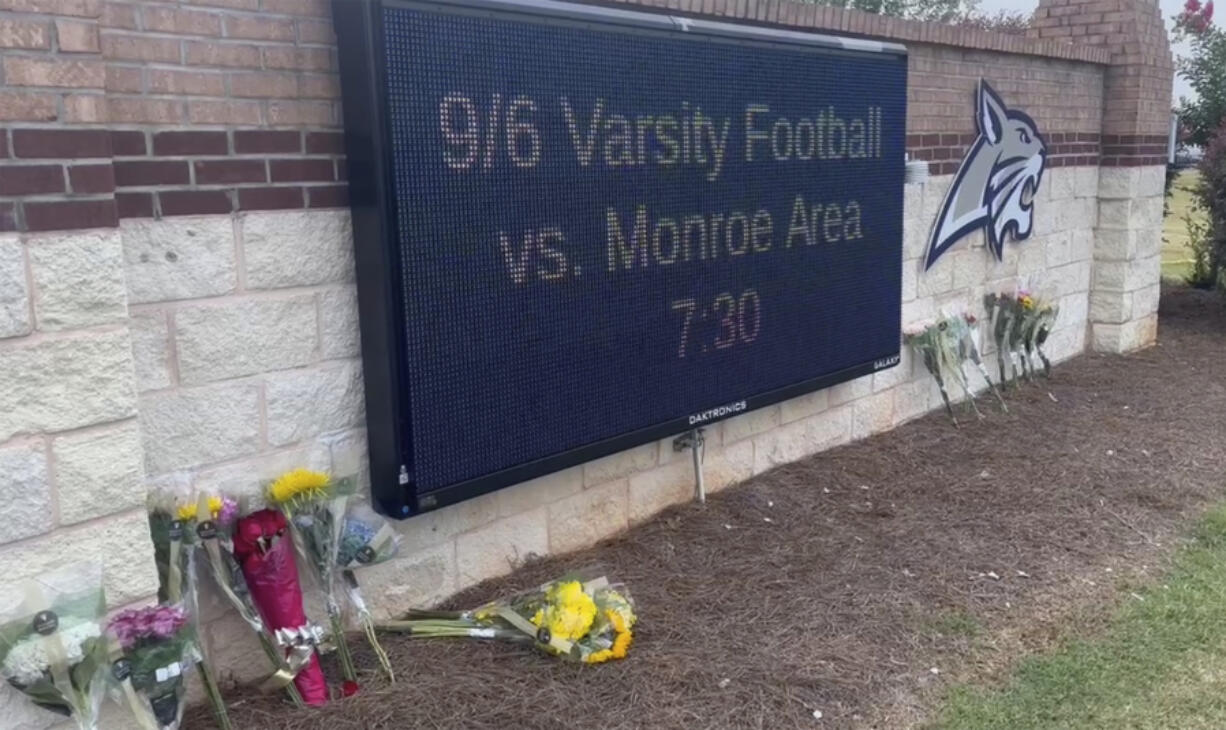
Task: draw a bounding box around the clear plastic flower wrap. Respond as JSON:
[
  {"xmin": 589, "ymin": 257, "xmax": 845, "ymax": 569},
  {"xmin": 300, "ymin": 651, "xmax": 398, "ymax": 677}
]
[
  {"xmin": 336, "ymin": 502, "xmax": 398, "ymax": 682},
  {"xmin": 147, "ymin": 491, "xmax": 231, "ymax": 728},
  {"xmin": 0, "ymin": 562, "xmax": 108, "ymax": 730},
  {"xmin": 984, "ymin": 289, "xmax": 1060, "ymax": 386},
  {"xmin": 233, "ymin": 508, "xmax": 329, "ymax": 706},
  {"xmin": 380, "ymin": 571, "xmax": 637, "ymax": 665},
  {"xmin": 192, "ymin": 491, "xmax": 309, "ymax": 708},
  {"xmin": 336, "ymin": 503, "xmax": 400, "ymax": 569},
  {"xmin": 107, "ymin": 604, "xmax": 200, "ymax": 730},
  {"xmin": 268, "ymin": 469, "xmax": 395, "ymax": 685}
]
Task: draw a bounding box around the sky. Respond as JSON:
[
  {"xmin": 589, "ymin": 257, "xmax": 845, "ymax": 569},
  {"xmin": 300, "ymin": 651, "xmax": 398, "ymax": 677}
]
[{"xmin": 976, "ymin": 0, "xmax": 1193, "ymax": 102}]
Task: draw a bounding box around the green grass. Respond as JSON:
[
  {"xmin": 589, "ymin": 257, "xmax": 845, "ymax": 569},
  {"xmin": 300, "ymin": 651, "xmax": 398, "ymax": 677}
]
[
  {"xmin": 923, "ymin": 610, "xmax": 984, "ymax": 640},
  {"xmin": 1162, "ymin": 169, "xmax": 1206, "ymax": 282},
  {"xmin": 932, "ymin": 504, "xmax": 1226, "ymax": 730}
]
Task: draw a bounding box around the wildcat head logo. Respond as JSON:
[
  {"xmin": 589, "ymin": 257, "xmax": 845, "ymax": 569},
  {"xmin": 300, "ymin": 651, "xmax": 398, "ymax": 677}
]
[{"xmin": 925, "ymin": 80, "xmax": 1047, "ymax": 270}]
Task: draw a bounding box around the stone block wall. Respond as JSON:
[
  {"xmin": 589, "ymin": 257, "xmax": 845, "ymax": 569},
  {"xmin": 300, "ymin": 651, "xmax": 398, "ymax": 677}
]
[
  {"xmin": 0, "ymin": 225, "xmax": 159, "ymax": 730},
  {"xmin": 1090, "ymin": 166, "xmax": 1166, "ymax": 350},
  {"xmin": 0, "ymin": 0, "xmax": 1172, "ymax": 725}
]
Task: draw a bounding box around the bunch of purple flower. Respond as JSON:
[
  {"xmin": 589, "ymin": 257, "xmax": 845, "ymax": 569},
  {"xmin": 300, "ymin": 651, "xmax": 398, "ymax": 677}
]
[
  {"xmin": 109, "ymin": 605, "xmax": 188, "ymax": 651},
  {"xmin": 107, "ymin": 604, "xmax": 198, "ymax": 729}
]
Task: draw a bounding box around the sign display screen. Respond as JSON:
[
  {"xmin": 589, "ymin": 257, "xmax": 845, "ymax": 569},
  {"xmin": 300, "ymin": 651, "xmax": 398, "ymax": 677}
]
[{"xmin": 339, "ymin": 0, "xmax": 906, "ymax": 515}]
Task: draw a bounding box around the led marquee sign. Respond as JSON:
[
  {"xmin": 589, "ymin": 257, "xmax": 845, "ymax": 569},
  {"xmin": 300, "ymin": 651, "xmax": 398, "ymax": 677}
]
[{"xmin": 333, "ymin": 0, "xmax": 907, "ymax": 517}]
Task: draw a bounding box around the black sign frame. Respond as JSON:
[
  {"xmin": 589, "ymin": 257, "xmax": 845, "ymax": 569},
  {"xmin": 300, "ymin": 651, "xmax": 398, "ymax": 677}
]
[{"xmin": 333, "ymin": 0, "xmax": 907, "ymax": 519}]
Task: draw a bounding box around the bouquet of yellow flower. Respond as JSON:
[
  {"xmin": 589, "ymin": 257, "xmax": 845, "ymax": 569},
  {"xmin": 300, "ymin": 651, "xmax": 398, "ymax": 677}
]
[
  {"xmin": 1019, "ymin": 296, "xmax": 1059, "ymax": 379},
  {"xmin": 985, "ymin": 289, "xmax": 1059, "ymax": 385},
  {"xmin": 380, "ymin": 574, "xmax": 636, "ymax": 665},
  {"xmin": 985, "ymin": 291, "xmax": 1029, "ymax": 386},
  {"xmin": 266, "ymin": 469, "xmax": 394, "ymax": 686},
  {"xmin": 145, "ymin": 492, "xmax": 230, "ymax": 728}
]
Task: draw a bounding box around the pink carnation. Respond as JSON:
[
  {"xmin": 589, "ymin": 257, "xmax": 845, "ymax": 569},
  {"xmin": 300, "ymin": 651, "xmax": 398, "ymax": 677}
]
[{"xmin": 108, "ymin": 604, "xmax": 188, "ymax": 649}]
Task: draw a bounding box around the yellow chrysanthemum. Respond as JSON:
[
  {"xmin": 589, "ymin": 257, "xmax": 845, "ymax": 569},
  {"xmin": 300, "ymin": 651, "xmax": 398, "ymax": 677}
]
[
  {"xmin": 268, "ymin": 468, "xmax": 331, "ymax": 504},
  {"xmin": 583, "ymin": 608, "xmax": 633, "ymax": 664},
  {"xmin": 177, "ymin": 496, "xmax": 222, "ymax": 521},
  {"xmin": 531, "ymin": 581, "xmax": 596, "ymax": 641},
  {"xmin": 601, "ymin": 590, "xmax": 636, "ymax": 629},
  {"xmin": 585, "ymin": 648, "xmax": 614, "ymax": 664},
  {"xmin": 607, "ymin": 609, "xmax": 627, "ymax": 634},
  {"xmin": 611, "ymin": 627, "xmax": 633, "ymax": 659},
  {"xmin": 1019, "ymin": 295, "xmax": 1035, "ymax": 311}
]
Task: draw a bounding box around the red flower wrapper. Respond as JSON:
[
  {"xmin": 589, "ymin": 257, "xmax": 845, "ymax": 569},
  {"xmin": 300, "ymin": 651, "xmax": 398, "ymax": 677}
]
[{"xmin": 232, "ymin": 510, "xmax": 328, "ymax": 706}]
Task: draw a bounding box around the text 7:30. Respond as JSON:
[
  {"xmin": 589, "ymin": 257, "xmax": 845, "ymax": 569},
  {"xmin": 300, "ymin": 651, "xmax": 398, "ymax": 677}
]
[{"xmin": 670, "ymin": 290, "xmax": 762, "ymax": 359}]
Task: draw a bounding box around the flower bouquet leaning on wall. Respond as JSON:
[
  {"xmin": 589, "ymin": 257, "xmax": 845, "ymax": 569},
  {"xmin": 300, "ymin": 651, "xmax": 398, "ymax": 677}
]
[
  {"xmin": 106, "ymin": 604, "xmax": 199, "ymax": 730},
  {"xmin": 984, "ymin": 290, "xmax": 1059, "ymax": 385},
  {"xmin": 1019, "ymin": 294, "xmax": 1060, "ymax": 379},
  {"xmin": 903, "ymin": 319, "xmax": 959, "ymax": 422},
  {"xmin": 907, "ymin": 317, "xmax": 981, "ymax": 422},
  {"xmin": 984, "ymin": 291, "xmax": 1024, "ymax": 385},
  {"xmin": 233, "ymin": 506, "xmax": 329, "ymax": 706},
  {"xmin": 0, "ymin": 562, "xmax": 108, "ymax": 730},
  {"xmin": 336, "ymin": 502, "xmax": 400, "ymax": 681},
  {"xmin": 380, "ymin": 574, "xmax": 636, "ymax": 665},
  {"xmin": 947, "ymin": 312, "xmax": 1008, "ymax": 412},
  {"xmin": 268, "ymin": 469, "xmax": 397, "ymax": 687},
  {"xmin": 904, "ymin": 312, "xmax": 1007, "ymax": 425},
  {"xmin": 193, "ymin": 492, "xmax": 308, "ymax": 708},
  {"xmin": 146, "ymin": 492, "xmax": 231, "ymax": 728}
]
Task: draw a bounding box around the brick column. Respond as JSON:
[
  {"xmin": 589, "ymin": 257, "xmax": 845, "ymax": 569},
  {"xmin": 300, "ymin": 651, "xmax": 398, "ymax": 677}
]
[{"xmin": 1031, "ymin": 0, "xmax": 1173, "ymax": 352}]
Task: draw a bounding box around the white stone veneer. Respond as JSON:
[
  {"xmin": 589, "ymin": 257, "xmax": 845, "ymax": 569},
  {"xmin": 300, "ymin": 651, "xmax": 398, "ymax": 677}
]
[{"xmin": 1, "ymin": 163, "xmax": 1136, "ymax": 726}]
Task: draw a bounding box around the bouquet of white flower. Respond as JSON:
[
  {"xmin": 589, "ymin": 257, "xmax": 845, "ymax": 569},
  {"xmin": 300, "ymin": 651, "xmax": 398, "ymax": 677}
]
[{"xmin": 0, "ymin": 563, "xmax": 108, "ymax": 730}]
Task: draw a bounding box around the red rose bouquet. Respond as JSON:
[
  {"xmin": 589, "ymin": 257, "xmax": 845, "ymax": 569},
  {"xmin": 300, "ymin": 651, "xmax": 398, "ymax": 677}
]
[{"xmin": 232, "ymin": 509, "xmax": 328, "ymax": 706}]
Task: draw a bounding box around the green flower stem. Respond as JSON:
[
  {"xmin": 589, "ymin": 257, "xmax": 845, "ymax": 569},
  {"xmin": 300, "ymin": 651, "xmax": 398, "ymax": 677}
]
[
  {"xmin": 360, "ymin": 614, "xmax": 395, "ymax": 682},
  {"xmin": 329, "ymin": 612, "xmax": 358, "ymax": 683},
  {"xmin": 377, "ymin": 619, "xmax": 526, "ymax": 642},
  {"xmin": 255, "ymin": 632, "xmax": 304, "ymax": 709},
  {"xmin": 196, "ymin": 659, "xmax": 232, "ymax": 730},
  {"xmin": 400, "ymin": 609, "xmax": 468, "ymax": 620}
]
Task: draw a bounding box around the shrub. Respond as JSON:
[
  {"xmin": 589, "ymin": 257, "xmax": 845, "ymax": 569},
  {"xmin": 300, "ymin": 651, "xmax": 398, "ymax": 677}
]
[
  {"xmin": 952, "ymin": 9, "xmax": 1031, "ymax": 35},
  {"xmin": 1174, "ymin": 0, "xmax": 1225, "ymax": 147},
  {"xmin": 1184, "ymin": 210, "xmax": 1217, "ymax": 288},
  {"xmin": 1165, "ymin": 163, "xmax": 1179, "ymax": 217},
  {"xmin": 1189, "ymin": 120, "xmax": 1226, "ymax": 290}
]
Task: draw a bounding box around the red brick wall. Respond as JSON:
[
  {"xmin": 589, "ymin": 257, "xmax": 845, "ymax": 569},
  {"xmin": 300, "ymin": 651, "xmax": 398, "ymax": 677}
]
[
  {"xmin": 0, "ymin": 0, "xmax": 345, "ymax": 229},
  {"xmin": 0, "ymin": 0, "xmax": 1172, "ymax": 233},
  {"xmin": 98, "ymin": 0, "xmax": 346, "ymax": 217},
  {"xmin": 1030, "ymin": 0, "xmax": 1174, "ymax": 165},
  {"xmin": 1, "ymin": 0, "xmax": 113, "ymax": 231}
]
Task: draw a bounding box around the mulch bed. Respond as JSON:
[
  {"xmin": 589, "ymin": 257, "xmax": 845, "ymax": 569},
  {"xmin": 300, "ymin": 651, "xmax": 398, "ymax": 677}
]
[{"xmin": 197, "ymin": 287, "xmax": 1226, "ymax": 730}]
